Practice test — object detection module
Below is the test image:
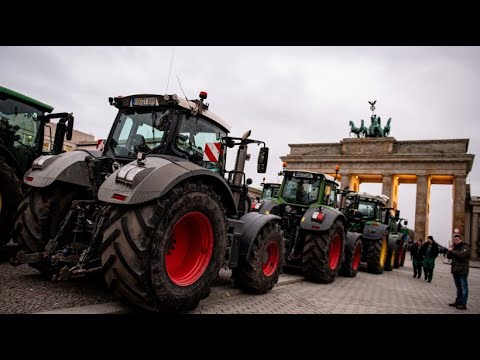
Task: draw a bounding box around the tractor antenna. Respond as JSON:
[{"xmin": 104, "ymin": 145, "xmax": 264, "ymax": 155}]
[
  {"xmin": 165, "ymin": 46, "xmax": 176, "ymax": 95},
  {"xmin": 177, "ymin": 75, "xmax": 193, "ymax": 111}
]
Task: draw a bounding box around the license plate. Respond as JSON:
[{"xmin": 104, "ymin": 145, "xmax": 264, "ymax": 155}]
[{"xmin": 131, "ymin": 97, "xmax": 158, "ymax": 106}]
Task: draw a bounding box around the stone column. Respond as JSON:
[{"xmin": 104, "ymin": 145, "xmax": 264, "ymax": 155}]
[
  {"xmin": 340, "ymin": 174, "xmax": 351, "ymax": 190},
  {"xmin": 452, "ymin": 175, "xmax": 467, "ymax": 236},
  {"xmin": 471, "ymin": 209, "xmax": 479, "ymax": 260},
  {"xmin": 350, "ymin": 175, "xmax": 360, "ymax": 192},
  {"xmin": 382, "ymin": 174, "xmax": 393, "ymax": 206},
  {"xmin": 414, "ymin": 175, "xmax": 429, "ymax": 241},
  {"xmin": 392, "ymin": 176, "xmax": 399, "ymax": 210}
]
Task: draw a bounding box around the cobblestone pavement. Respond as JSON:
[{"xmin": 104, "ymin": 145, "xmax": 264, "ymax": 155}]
[
  {"xmin": 1, "ymin": 245, "xmax": 478, "ymax": 314},
  {"xmin": 190, "ymin": 257, "xmax": 480, "ymax": 314},
  {"xmin": 0, "ymin": 248, "xmax": 115, "ymax": 314}
]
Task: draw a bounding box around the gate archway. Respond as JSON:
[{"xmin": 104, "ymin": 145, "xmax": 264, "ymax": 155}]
[{"xmin": 281, "ymin": 137, "xmax": 477, "ymax": 259}]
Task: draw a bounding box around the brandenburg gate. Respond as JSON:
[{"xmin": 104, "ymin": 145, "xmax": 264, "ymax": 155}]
[{"xmin": 280, "ymin": 103, "xmax": 477, "ymax": 259}]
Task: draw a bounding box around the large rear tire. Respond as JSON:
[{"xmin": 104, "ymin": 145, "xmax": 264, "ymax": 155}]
[
  {"xmin": 232, "ymin": 222, "xmax": 284, "ymax": 294},
  {"xmin": 339, "ymin": 237, "xmax": 362, "ymax": 277},
  {"xmin": 366, "ymin": 232, "xmax": 388, "ymax": 274},
  {"xmin": 0, "ymin": 158, "xmax": 22, "ymax": 246},
  {"xmin": 12, "ymin": 184, "xmax": 82, "ymax": 275},
  {"xmin": 100, "ymin": 181, "xmax": 227, "ymax": 312},
  {"xmin": 302, "ymin": 219, "xmax": 344, "ymax": 284}
]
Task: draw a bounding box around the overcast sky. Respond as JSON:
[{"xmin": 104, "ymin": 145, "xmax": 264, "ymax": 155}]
[{"xmin": 1, "ymin": 46, "xmax": 479, "ymax": 247}]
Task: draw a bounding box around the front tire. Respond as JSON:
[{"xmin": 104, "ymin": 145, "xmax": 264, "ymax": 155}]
[
  {"xmin": 302, "ymin": 219, "xmax": 345, "ymax": 283},
  {"xmin": 233, "ymin": 222, "xmax": 284, "ymax": 294},
  {"xmin": 100, "ymin": 181, "xmax": 227, "ymax": 312},
  {"xmin": 339, "ymin": 237, "xmax": 362, "ymax": 277},
  {"xmin": 366, "ymin": 232, "xmax": 388, "ymax": 274}
]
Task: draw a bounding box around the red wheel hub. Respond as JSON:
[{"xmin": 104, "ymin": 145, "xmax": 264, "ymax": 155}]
[
  {"xmin": 165, "ymin": 212, "xmax": 213, "ymax": 286},
  {"xmin": 262, "ymin": 240, "xmax": 280, "ymax": 277},
  {"xmin": 352, "ymin": 243, "xmax": 361, "ymax": 270},
  {"xmin": 329, "ymin": 233, "xmax": 342, "ymax": 270}
]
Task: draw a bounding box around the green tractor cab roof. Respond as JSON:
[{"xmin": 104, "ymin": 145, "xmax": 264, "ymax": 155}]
[
  {"xmin": 109, "ymin": 93, "xmax": 231, "ymax": 133},
  {"xmin": 284, "ymin": 169, "xmax": 339, "ymax": 184},
  {"xmin": 0, "ymin": 86, "xmax": 54, "ymax": 113},
  {"xmin": 357, "ymin": 192, "xmax": 390, "ymax": 206}
]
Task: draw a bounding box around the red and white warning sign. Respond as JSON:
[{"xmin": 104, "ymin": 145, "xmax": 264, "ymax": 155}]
[{"xmin": 203, "ymin": 142, "xmax": 222, "ymax": 162}]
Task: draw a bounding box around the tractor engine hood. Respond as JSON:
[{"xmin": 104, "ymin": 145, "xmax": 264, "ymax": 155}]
[{"xmin": 97, "ymin": 155, "xmax": 233, "ymax": 206}]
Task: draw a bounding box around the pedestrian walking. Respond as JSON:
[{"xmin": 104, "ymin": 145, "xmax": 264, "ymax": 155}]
[
  {"xmin": 421, "ymin": 235, "xmax": 439, "ymax": 282},
  {"xmin": 447, "ymin": 233, "xmax": 470, "ymax": 310},
  {"xmin": 410, "ymin": 239, "xmax": 424, "ymax": 278}
]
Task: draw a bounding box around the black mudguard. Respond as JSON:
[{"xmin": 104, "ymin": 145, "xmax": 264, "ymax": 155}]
[
  {"xmin": 97, "ymin": 155, "xmax": 237, "ymax": 215},
  {"xmin": 362, "ymin": 222, "xmax": 389, "ymax": 241},
  {"xmin": 257, "ymin": 199, "xmax": 280, "ymax": 215},
  {"xmin": 389, "ymin": 232, "xmax": 403, "ymax": 248},
  {"xmin": 300, "ymin": 206, "xmax": 346, "ymax": 232},
  {"xmin": 22, "ymin": 150, "xmax": 103, "ymax": 188},
  {"xmin": 345, "ymin": 231, "xmax": 362, "ymax": 252},
  {"xmin": 238, "ymin": 212, "xmax": 282, "ymax": 257}
]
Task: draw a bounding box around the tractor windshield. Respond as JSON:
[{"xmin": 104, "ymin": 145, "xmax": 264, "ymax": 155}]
[
  {"xmin": 0, "ymin": 97, "xmax": 42, "ymax": 150},
  {"xmin": 261, "ymin": 184, "xmax": 280, "ymax": 200},
  {"xmin": 281, "ymin": 176, "xmax": 321, "ymax": 205},
  {"xmin": 110, "ymin": 108, "xmax": 169, "ymax": 158},
  {"xmin": 357, "ymin": 199, "xmax": 382, "ymax": 220}
]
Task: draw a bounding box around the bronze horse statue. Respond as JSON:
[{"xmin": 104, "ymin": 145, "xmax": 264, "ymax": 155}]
[
  {"xmin": 359, "ymin": 119, "xmax": 368, "ymax": 138},
  {"xmin": 349, "ymin": 120, "xmax": 361, "ymax": 138},
  {"xmin": 383, "ymin": 117, "xmax": 392, "ymax": 137}
]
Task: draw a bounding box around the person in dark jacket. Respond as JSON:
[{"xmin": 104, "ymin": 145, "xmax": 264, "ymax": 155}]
[
  {"xmin": 421, "ymin": 235, "xmax": 439, "ymax": 282},
  {"xmin": 447, "ymin": 233, "xmax": 470, "ymax": 310},
  {"xmin": 410, "ymin": 239, "xmax": 424, "ymax": 278}
]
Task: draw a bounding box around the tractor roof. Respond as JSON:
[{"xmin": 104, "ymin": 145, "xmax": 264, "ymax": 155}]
[
  {"xmin": 0, "ymin": 86, "xmax": 54, "ymax": 113},
  {"xmin": 357, "ymin": 192, "xmax": 390, "ymax": 206},
  {"xmin": 177, "ymin": 96, "xmax": 231, "ymax": 132},
  {"xmin": 287, "ymin": 169, "xmax": 338, "ymax": 181},
  {"xmin": 113, "ymin": 93, "xmax": 231, "ymax": 133}
]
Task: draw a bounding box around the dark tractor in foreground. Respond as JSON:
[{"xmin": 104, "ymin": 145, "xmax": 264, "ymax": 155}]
[
  {"xmin": 339, "ymin": 191, "xmax": 398, "ymax": 274},
  {"xmin": 12, "ymin": 91, "xmax": 284, "ymax": 312},
  {"xmin": 0, "ymin": 86, "xmax": 73, "ymax": 246},
  {"xmin": 258, "ymin": 168, "xmax": 346, "ymax": 283}
]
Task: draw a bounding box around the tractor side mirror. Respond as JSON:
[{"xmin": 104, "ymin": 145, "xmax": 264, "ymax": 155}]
[
  {"xmin": 246, "ymin": 178, "xmax": 252, "ymax": 185},
  {"xmin": 257, "ymin": 147, "xmax": 269, "ymax": 173},
  {"xmin": 66, "ymin": 115, "xmax": 74, "ymax": 141}
]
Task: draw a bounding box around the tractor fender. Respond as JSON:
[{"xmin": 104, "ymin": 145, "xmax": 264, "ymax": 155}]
[
  {"xmin": 345, "ymin": 231, "xmax": 363, "ymax": 251},
  {"xmin": 257, "ymin": 199, "xmax": 280, "ymax": 215},
  {"xmin": 97, "ymin": 155, "xmax": 237, "ymax": 214},
  {"xmin": 300, "ymin": 206, "xmax": 346, "ymax": 232},
  {"xmin": 362, "ymin": 222, "xmax": 389, "ymax": 241},
  {"xmin": 22, "ymin": 149, "xmax": 103, "ymax": 188},
  {"xmin": 387, "ymin": 232, "xmax": 399, "ymax": 249},
  {"xmin": 238, "ymin": 212, "xmax": 282, "ymax": 257},
  {"xmin": 389, "ymin": 232, "xmax": 404, "ymax": 247}
]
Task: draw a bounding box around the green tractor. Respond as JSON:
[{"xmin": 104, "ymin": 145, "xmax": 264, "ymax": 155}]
[
  {"xmin": 339, "ymin": 191, "xmax": 398, "ymax": 274},
  {"xmin": 251, "ymin": 182, "xmax": 280, "ymax": 211},
  {"xmin": 0, "ymin": 86, "xmax": 73, "ymax": 246},
  {"xmin": 258, "ymin": 167, "xmax": 346, "ymax": 283},
  {"xmin": 385, "ymin": 210, "xmax": 409, "ymax": 268},
  {"xmin": 12, "ymin": 91, "xmax": 284, "ymax": 312}
]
